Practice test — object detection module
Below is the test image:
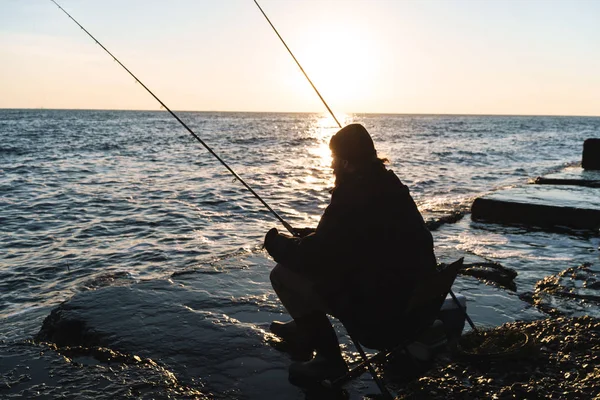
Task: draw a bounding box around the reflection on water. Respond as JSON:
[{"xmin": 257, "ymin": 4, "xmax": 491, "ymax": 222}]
[{"xmin": 1, "ymin": 110, "xmax": 599, "ymax": 398}]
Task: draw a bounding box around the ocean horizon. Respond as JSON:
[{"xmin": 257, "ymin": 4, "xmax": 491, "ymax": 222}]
[{"xmin": 3, "ymin": 107, "xmax": 600, "ymax": 118}]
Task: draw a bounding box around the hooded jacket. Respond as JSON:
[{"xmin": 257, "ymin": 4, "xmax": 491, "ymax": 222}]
[{"xmin": 266, "ymin": 164, "xmax": 436, "ymax": 338}]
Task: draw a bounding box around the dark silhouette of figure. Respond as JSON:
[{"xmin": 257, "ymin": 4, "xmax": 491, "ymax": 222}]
[{"xmin": 264, "ymin": 123, "xmax": 436, "ymax": 383}]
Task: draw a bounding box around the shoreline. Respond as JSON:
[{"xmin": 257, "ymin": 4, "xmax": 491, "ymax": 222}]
[{"xmin": 393, "ymin": 316, "xmax": 600, "ymax": 399}]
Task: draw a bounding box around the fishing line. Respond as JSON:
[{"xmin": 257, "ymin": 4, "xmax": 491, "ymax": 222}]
[
  {"xmin": 49, "ymin": 0, "xmax": 295, "ymax": 235},
  {"xmin": 254, "ymin": 1, "xmax": 479, "ymax": 336},
  {"xmin": 253, "ymin": 0, "xmax": 342, "ymax": 129}
]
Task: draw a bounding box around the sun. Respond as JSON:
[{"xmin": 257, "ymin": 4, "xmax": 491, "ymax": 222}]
[{"xmin": 284, "ymin": 23, "xmax": 380, "ymax": 112}]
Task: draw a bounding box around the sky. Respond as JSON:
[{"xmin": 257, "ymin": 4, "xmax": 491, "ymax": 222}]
[{"xmin": 1, "ymin": 0, "xmax": 599, "ymax": 116}]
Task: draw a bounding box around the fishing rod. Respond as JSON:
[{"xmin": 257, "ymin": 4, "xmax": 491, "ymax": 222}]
[
  {"xmin": 253, "ymin": 2, "xmax": 389, "ymax": 398},
  {"xmin": 253, "ymin": 0, "xmax": 479, "ymax": 339},
  {"xmin": 49, "ymin": 0, "xmax": 296, "ymax": 236}
]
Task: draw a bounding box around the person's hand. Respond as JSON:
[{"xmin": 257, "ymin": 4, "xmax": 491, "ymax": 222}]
[
  {"xmin": 264, "ymin": 227, "xmax": 279, "ymax": 250},
  {"xmin": 292, "ymin": 227, "xmax": 315, "ymax": 238},
  {"xmin": 264, "ymin": 227, "xmax": 292, "ymax": 262}
]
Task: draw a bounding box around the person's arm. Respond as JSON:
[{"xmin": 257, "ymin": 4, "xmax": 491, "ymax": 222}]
[
  {"xmin": 264, "ymin": 189, "xmax": 357, "ymax": 270},
  {"xmin": 293, "ymin": 227, "xmax": 316, "ymax": 238}
]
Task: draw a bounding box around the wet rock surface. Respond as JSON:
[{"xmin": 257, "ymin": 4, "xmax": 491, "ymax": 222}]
[
  {"xmin": 6, "ymin": 251, "xmax": 599, "ymax": 399},
  {"xmin": 23, "ymin": 254, "xmax": 394, "ymax": 399},
  {"xmin": 459, "ymin": 262, "xmax": 518, "ymax": 291},
  {"xmin": 473, "ymin": 165, "xmax": 600, "ymax": 231},
  {"xmin": 533, "ymin": 176, "xmax": 600, "ymax": 188},
  {"xmin": 520, "ymin": 263, "xmax": 600, "ymax": 317},
  {"xmin": 391, "ymin": 316, "xmax": 600, "ymax": 399},
  {"xmin": 0, "ymin": 339, "xmax": 208, "ymax": 399},
  {"xmin": 532, "ymin": 166, "xmax": 600, "ymax": 188},
  {"xmin": 471, "ymin": 185, "xmax": 600, "ymax": 231},
  {"xmin": 32, "ymin": 277, "xmax": 294, "ymax": 399},
  {"xmin": 425, "ymin": 211, "xmax": 465, "ymax": 232}
]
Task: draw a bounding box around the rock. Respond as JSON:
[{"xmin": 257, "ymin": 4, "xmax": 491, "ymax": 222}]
[
  {"xmin": 518, "ymin": 263, "xmax": 600, "ymax": 317},
  {"xmin": 518, "ymin": 292, "xmax": 563, "ymax": 317},
  {"xmin": 459, "ymin": 262, "xmax": 517, "ymax": 291},
  {"xmin": 471, "ymin": 185, "xmax": 600, "ymax": 231},
  {"xmin": 582, "ymin": 138, "xmax": 600, "ymax": 170},
  {"xmin": 532, "ymin": 166, "xmax": 600, "ymax": 188},
  {"xmin": 34, "ymin": 279, "xmax": 296, "ymax": 398},
  {"xmin": 391, "ymin": 316, "xmax": 600, "ymax": 399},
  {"xmin": 533, "ymin": 176, "xmax": 600, "ymax": 188},
  {"xmin": 425, "ymin": 211, "xmax": 465, "ymax": 231}
]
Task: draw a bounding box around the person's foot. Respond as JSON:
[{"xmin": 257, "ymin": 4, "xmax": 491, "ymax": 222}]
[
  {"xmin": 269, "ymin": 320, "xmax": 298, "ymax": 341},
  {"xmin": 288, "ymin": 354, "xmax": 348, "ymax": 385},
  {"xmin": 270, "ymin": 320, "xmax": 314, "ymax": 361},
  {"xmin": 270, "ymin": 340, "xmax": 314, "ymax": 361}
]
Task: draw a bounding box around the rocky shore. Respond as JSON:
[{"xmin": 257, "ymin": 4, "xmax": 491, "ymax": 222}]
[
  {"xmin": 390, "ymin": 316, "xmax": 599, "ymax": 399},
  {"xmin": 24, "ymin": 258, "xmax": 600, "ymax": 399}
]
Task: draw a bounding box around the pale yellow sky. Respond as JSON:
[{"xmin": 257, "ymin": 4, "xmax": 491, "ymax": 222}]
[{"xmin": 1, "ymin": 0, "xmax": 599, "ymax": 116}]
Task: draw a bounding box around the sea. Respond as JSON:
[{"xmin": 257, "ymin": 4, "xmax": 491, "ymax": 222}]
[{"xmin": 1, "ymin": 109, "xmax": 599, "ymax": 399}]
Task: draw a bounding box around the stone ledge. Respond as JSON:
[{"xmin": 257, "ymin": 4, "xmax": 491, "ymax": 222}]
[
  {"xmin": 533, "ymin": 166, "xmax": 600, "ymax": 188},
  {"xmin": 471, "ymin": 185, "xmax": 600, "ymax": 230}
]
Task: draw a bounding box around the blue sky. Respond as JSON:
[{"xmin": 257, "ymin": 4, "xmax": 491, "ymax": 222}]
[{"xmin": 1, "ymin": 0, "xmax": 599, "ymax": 115}]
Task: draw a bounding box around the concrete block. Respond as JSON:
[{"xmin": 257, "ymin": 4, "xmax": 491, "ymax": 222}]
[
  {"xmin": 533, "ymin": 167, "xmax": 600, "ymax": 188},
  {"xmin": 471, "ymin": 185, "xmax": 600, "ymax": 230}
]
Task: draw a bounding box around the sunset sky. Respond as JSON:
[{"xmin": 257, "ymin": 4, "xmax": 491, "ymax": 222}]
[{"xmin": 1, "ymin": 0, "xmax": 599, "ymax": 116}]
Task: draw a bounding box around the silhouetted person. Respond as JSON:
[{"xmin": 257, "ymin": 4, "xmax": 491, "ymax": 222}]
[{"xmin": 264, "ymin": 123, "xmax": 436, "ymax": 383}]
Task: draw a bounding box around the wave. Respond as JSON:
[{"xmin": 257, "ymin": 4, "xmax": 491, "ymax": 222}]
[{"xmin": 0, "ymin": 146, "xmax": 29, "ymax": 156}]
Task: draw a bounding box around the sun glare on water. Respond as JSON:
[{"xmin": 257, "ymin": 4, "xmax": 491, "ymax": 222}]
[{"xmin": 308, "ymin": 113, "xmax": 353, "ymax": 168}]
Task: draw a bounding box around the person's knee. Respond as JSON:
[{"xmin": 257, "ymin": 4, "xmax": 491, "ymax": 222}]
[{"xmin": 270, "ymin": 263, "xmax": 284, "ymax": 289}]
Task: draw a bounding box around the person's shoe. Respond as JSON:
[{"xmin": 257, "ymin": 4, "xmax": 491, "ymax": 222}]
[
  {"xmin": 269, "ymin": 320, "xmax": 314, "ymax": 361},
  {"xmin": 271, "ymin": 340, "xmax": 314, "ymax": 361},
  {"xmin": 269, "ymin": 320, "xmax": 298, "ymax": 341},
  {"xmin": 288, "ymin": 354, "xmax": 349, "ymax": 386}
]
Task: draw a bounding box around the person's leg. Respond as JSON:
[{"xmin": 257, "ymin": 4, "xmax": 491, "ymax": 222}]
[
  {"xmin": 298, "ymin": 312, "xmax": 344, "ymax": 363},
  {"xmin": 270, "ymin": 263, "xmax": 325, "ymax": 318},
  {"xmin": 270, "ymin": 264, "xmax": 347, "ymax": 380}
]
